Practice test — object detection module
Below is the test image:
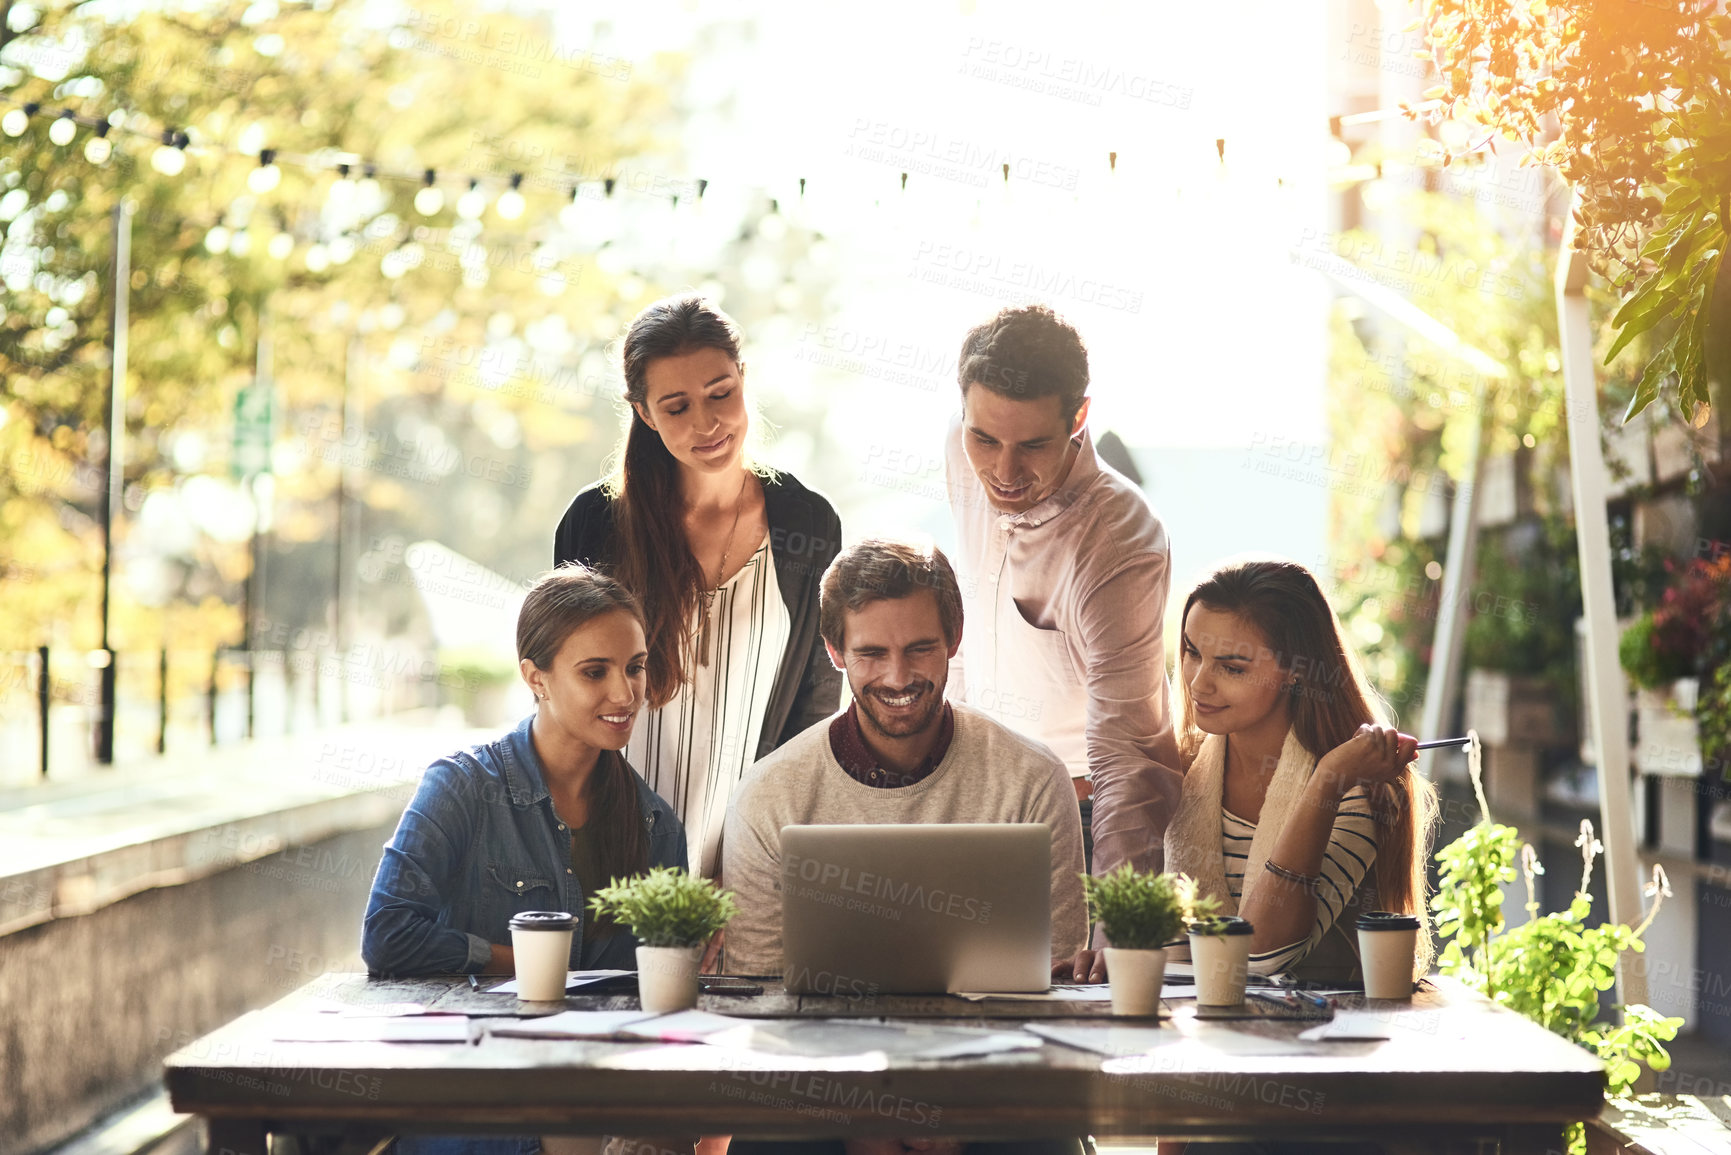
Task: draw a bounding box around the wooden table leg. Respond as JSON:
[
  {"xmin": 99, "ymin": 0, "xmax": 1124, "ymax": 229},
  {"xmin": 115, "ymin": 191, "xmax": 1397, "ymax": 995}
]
[{"xmin": 206, "ymin": 1118, "xmax": 269, "ymax": 1155}]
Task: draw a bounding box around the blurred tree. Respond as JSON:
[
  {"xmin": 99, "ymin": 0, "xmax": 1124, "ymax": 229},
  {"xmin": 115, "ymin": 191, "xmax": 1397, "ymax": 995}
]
[{"xmin": 0, "ymin": 0, "xmax": 668, "ymax": 659}]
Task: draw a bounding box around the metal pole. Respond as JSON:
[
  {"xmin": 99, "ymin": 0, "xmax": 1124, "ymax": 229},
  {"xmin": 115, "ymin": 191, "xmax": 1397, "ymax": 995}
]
[
  {"xmin": 96, "ymin": 200, "xmax": 133, "ymax": 765},
  {"xmin": 335, "ymin": 335, "xmax": 361, "ymax": 724},
  {"xmin": 1555, "ymin": 192, "xmax": 1648, "ymax": 1010},
  {"xmin": 157, "ymin": 646, "xmax": 168, "ymax": 755},
  {"xmin": 37, "ymin": 645, "xmax": 49, "ymax": 778},
  {"xmin": 1417, "ymin": 391, "xmax": 1489, "ymax": 783}
]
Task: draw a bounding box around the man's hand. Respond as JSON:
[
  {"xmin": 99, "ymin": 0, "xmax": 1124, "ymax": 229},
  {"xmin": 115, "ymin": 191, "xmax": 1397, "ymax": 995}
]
[{"xmin": 1053, "ymin": 948, "xmax": 1107, "ymax": 984}]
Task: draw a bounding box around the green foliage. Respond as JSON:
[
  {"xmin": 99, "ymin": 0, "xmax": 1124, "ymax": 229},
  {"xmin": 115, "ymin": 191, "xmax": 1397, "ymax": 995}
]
[
  {"xmin": 1617, "ymin": 614, "xmax": 1689, "ymax": 691},
  {"xmin": 1415, "ymin": 0, "xmax": 1731, "ymax": 425},
  {"xmin": 1700, "ymin": 662, "xmax": 1731, "ymax": 783},
  {"xmin": 587, "ymin": 866, "xmax": 736, "ymax": 949},
  {"xmin": 1081, "ymin": 866, "xmax": 1216, "ymax": 951},
  {"xmin": 1434, "ymin": 801, "xmax": 1682, "ymax": 1153},
  {"xmin": 1431, "ymin": 819, "xmax": 1519, "ymax": 988},
  {"xmin": 1463, "ymin": 519, "xmax": 1581, "ymax": 719}
]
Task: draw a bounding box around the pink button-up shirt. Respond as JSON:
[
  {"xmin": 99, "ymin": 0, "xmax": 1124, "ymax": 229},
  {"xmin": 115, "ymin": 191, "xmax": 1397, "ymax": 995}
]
[{"xmin": 945, "ymin": 418, "xmax": 1183, "ymax": 877}]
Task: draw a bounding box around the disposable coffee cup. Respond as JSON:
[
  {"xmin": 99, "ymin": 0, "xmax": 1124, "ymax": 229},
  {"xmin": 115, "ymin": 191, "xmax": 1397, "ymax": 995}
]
[
  {"xmin": 509, "ymin": 911, "xmax": 576, "ymax": 1001},
  {"xmin": 1188, "ymin": 917, "xmax": 1254, "ymax": 1006},
  {"xmin": 1356, "ymin": 911, "xmax": 1419, "ymax": 999}
]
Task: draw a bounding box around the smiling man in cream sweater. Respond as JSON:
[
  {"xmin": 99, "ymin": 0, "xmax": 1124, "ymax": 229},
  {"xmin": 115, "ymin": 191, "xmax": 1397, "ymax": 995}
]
[{"xmin": 721, "ymin": 538, "xmax": 1087, "ymax": 977}]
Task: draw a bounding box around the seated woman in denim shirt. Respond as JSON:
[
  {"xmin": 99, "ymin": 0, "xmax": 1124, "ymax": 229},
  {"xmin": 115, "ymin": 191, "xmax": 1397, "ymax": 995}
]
[
  {"xmin": 362, "ymin": 566, "xmax": 687, "ymax": 1155},
  {"xmin": 363, "ymin": 565, "xmax": 686, "ymax": 978}
]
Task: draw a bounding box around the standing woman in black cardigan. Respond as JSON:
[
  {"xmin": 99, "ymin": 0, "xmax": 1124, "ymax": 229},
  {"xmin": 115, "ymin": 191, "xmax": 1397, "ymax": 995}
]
[{"xmin": 554, "ymin": 293, "xmax": 842, "ymax": 881}]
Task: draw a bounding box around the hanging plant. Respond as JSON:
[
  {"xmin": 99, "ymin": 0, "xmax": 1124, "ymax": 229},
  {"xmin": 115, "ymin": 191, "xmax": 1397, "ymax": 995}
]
[{"xmin": 1411, "ymin": 0, "xmax": 1731, "ymax": 424}]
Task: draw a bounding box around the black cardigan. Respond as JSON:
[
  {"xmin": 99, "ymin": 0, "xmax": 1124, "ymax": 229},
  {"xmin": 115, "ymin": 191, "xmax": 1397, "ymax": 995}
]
[{"xmin": 552, "ymin": 471, "xmax": 843, "ymax": 761}]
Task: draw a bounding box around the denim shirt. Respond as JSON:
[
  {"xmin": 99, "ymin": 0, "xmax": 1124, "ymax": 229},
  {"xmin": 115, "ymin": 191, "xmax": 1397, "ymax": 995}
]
[{"xmin": 362, "ymin": 714, "xmax": 687, "ymax": 976}]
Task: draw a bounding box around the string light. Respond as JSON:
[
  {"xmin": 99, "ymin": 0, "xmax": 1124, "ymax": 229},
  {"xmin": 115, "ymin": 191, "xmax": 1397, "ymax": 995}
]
[
  {"xmin": 456, "ymin": 178, "xmax": 487, "ymax": 221},
  {"xmin": 84, "ymin": 123, "xmax": 111, "ymax": 164},
  {"xmin": 151, "ymin": 128, "xmax": 187, "ymax": 176},
  {"xmin": 48, "ymin": 110, "xmax": 76, "ymax": 146},
  {"xmin": 495, "ymin": 173, "xmax": 525, "ymax": 220},
  {"xmin": 2, "ymin": 103, "xmax": 36, "ymax": 137},
  {"xmin": 559, "ymin": 185, "xmax": 582, "ymax": 231},
  {"xmin": 248, "ymin": 148, "xmax": 281, "ymax": 193},
  {"xmin": 267, "ymin": 232, "xmax": 293, "ymax": 260},
  {"xmin": 413, "ymin": 168, "xmax": 442, "ymax": 216}
]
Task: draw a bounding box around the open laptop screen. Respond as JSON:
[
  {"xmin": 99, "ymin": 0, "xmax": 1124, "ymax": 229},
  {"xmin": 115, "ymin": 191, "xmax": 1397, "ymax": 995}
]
[{"xmin": 779, "ymin": 823, "xmax": 1052, "ymax": 995}]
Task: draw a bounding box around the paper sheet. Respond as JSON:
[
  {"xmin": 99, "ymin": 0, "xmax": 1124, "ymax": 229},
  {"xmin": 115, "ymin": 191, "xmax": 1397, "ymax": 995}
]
[
  {"xmin": 273, "ymin": 1017, "xmax": 474, "ymax": 1043},
  {"xmin": 953, "ymin": 984, "xmax": 1117, "ymax": 1002},
  {"xmin": 485, "ymin": 969, "xmax": 634, "ymax": 996},
  {"xmin": 618, "ymin": 1009, "xmax": 755, "ymax": 1042},
  {"xmin": 487, "ymin": 1011, "xmax": 657, "ymax": 1040},
  {"xmin": 703, "ymin": 1019, "xmax": 1042, "ymax": 1060},
  {"xmin": 1029, "ymin": 1022, "xmax": 1307, "ymax": 1057},
  {"xmin": 1298, "ymin": 1011, "xmax": 1393, "ymax": 1042}
]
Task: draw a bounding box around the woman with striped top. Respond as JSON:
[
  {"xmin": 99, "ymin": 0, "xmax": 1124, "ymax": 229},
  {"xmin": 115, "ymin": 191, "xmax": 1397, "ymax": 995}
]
[
  {"xmin": 1063, "ymin": 558, "xmax": 1439, "ymax": 985},
  {"xmin": 553, "ymin": 295, "xmax": 842, "ymax": 882},
  {"xmin": 1161, "ymin": 557, "xmax": 1439, "ymax": 980}
]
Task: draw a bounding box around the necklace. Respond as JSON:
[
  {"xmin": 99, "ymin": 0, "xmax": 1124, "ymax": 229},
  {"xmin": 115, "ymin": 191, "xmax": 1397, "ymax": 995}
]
[{"xmin": 697, "ymin": 471, "xmax": 750, "ymax": 667}]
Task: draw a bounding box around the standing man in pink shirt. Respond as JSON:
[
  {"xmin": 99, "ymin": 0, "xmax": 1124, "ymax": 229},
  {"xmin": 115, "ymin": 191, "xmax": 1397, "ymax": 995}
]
[{"xmin": 945, "ymin": 304, "xmax": 1182, "ymax": 897}]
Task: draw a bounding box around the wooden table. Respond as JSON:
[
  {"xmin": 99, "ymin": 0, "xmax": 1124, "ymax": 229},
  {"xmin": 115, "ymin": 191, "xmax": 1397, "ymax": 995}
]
[{"xmin": 163, "ymin": 973, "xmax": 1604, "ymax": 1154}]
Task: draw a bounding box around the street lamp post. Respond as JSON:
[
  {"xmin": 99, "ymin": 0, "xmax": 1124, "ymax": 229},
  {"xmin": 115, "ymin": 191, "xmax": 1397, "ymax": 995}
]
[{"xmin": 96, "ymin": 200, "xmax": 133, "ymax": 765}]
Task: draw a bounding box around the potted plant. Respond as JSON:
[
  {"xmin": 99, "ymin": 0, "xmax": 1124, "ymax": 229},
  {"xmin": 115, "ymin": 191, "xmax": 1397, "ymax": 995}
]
[
  {"xmin": 1187, "ymin": 914, "xmax": 1254, "ymax": 1006},
  {"xmin": 1618, "ymin": 555, "xmax": 1731, "ymax": 778},
  {"xmin": 588, "ymin": 866, "xmax": 737, "ymax": 1014},
  {"xmin": 1080, "ymin": 865, "xmax": 1214, "ymax": 1016}
]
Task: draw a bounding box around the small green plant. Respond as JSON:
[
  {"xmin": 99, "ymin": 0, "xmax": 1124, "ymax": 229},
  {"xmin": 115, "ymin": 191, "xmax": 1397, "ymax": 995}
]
[
  {"xmin": 1187, "ymin": 914, "xmax": 1239, "ymax": 936},
  {"xmin": 587, "ymin": 866, "xmax": 737, "ymax": 949},
  {"xmin": 1433, "ymin": 738, "xmax": 1682, "ymax": 1154},
  {"xmin": 1081, "ymin": 865, "xmax": 1216, "ymax": 951}
]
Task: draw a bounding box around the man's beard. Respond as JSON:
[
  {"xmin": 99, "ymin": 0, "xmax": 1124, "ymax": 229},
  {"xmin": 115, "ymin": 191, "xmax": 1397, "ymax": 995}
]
[{"xmin": 855, "ymin": 679, "xmax": 945, "ymax": 741}]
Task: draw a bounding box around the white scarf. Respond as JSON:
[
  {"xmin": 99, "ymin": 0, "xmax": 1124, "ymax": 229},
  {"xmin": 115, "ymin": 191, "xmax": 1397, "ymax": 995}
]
[{"xmin": 1165, "ymin": 728, "xmax": 1317, "ymax": 915}]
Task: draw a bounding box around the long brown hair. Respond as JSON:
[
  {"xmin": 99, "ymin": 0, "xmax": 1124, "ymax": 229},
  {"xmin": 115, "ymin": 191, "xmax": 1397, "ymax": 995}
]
[
  {"xmin": 1176, "ymin": 558, "xmax": 1440, "ymax": 971},
  {"xmin": 607, "ymin": 293, "xmax": 764, "ymax": 707},
  {"xmin": 517, "ymin": 565, "xmax": 651, "ymax": 886}
]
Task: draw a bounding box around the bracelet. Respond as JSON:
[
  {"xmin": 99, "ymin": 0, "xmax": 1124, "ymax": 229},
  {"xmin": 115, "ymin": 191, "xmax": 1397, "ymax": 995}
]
[{"xmin": 1264, "ymin": 859, "xmax": 1318, "ymax": 887}]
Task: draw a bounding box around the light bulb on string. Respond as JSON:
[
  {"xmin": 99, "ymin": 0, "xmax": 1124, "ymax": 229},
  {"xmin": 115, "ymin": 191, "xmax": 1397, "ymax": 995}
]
[
  {"xmin": 559, "ymin": 186, "xmax": 582, "ymax": 232},
  {"xmin": 267, "ymin": 233, "xmax": 293, "ymax": 260},
  {"xmin": 48, "ymin": 111, "xmax": 76, "ymax": 146},
  {"xmin": 495, "ymin": 173, "xmax": 525, "ymax": 220},
  {"xmin": 84, "ymin": 124, "xmax": 111, "ymax": 164},
  {"xmin": 304, "ymin": 244, "xmax": 330, "ymax": 273},
  {"xmin": 204, "ymin": 225, "xmax": 231, "ymax": 254},
  {"xmin": 3, "ymin": 103, "xmax": 37, "ymax": 137},
  {"xmin": 357, "ymin": 164, "xmax": 382, "ymax": 206},
  {"xmin": 248, "ymin": 149, "xmax": 281, "ymax": 193},
  {"xmin": 327, "ymin": 163, "xmax": 355, "ymax": 217},
  {"xmin": 457, "ymin": 179, "xmax": 487, "ymax": 221},
  {"xmin": 151, "ymin": 129, "xmax": 187, "ymax": 176},
  {"xmin": 414, "ymin": 168, "xmax": 442, "ymax": 216}
]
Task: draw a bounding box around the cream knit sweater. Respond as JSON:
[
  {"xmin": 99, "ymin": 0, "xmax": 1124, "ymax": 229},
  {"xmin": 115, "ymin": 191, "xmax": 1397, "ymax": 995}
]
[{"xmin": 720, "ymin": 704, "xmax": 1089, "ymax": 975}]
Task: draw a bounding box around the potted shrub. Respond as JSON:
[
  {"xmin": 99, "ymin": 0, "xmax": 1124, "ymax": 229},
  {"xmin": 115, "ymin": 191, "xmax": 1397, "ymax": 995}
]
[
  {"xmin": 1081, "ymin": 865, "xmax": 1214, "ymax": 1016},
  {"xmin": 1618, "ymin": 555, "xmax": 1731, "ymax": 777},
  {"xmin": 588, "ymin": 866, "xmax": 737, "ymax": 1014}
]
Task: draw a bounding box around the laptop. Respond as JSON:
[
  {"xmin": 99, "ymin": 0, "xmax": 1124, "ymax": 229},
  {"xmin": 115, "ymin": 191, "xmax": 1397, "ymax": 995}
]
[{"xmin": 779, "ymin": 823, "xmax": 1052, "ymax": 995}]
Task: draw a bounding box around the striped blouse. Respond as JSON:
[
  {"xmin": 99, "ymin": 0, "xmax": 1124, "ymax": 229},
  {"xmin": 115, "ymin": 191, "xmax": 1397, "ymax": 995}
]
[
  {"xmin": 1167, "ymin": 787, "xmax": 1378, "ymax": 974},
  {"xmin": 1225, "ymin": 788, "xmax": 1378, "ymax": 973},
  {"xmin": 626, "ymin": 535, "xmax": 790, "ymax": 878}
]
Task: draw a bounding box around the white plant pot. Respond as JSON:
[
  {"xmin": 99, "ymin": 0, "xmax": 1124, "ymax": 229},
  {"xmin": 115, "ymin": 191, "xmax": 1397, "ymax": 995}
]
[
  {"xmin": 1102, "ymin": 947, "xmax": 1166, "ymax": 1016},
  {"xmin": 636, "ymin": 944, "xmax": 702, "ymax": 1014},
  {"xmin": 1189, "ymin": 933, "xmax": 1251, "ymax": 1006}
]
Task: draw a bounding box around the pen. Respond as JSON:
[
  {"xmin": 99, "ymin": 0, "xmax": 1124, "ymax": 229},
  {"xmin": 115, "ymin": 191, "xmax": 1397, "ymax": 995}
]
[
  {"xmin": 469, "ymin": 974, "xmax": 481, "ymax": 991},
  {"xmin": 1415, "ymin": 737, "xmax": 1470, "ymax": 750},
  {"xmin": 1285, "ymin": 989, "xmax": 1332, "ymax": 1009}
]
